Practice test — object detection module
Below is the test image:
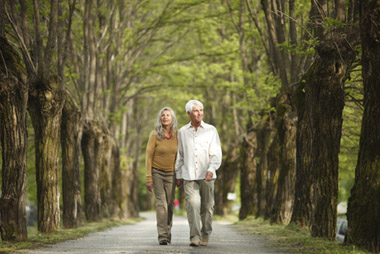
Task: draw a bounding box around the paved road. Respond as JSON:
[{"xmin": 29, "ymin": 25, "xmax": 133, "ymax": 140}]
[{"xmin": 17, "ymin": 212, "xmax": 289, "ymax": 254}]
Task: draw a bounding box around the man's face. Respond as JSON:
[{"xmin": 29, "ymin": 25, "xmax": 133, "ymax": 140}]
[{"xmin": 188, "ymin": 104, "xmax": 203, "ymax": 125}]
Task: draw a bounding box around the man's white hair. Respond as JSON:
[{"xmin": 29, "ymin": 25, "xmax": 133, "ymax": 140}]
[{"xmin": 185, "ymin": 100, "xmax": 204, "ymax": 113}]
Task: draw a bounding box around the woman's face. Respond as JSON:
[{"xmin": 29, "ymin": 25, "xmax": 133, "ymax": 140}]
[{"xmin": 161, "ymin": 110, "xmax": 172, "ymax": 127}]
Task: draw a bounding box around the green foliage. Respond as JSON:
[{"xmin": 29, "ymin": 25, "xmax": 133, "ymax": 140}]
[
  {"xmin": 338, "ymin": 65, "xmax": 363, "ymax": 203},
  {"xmin": 323, "ymin": 17, "xmax": 346, "ymax": 30},
  {"xmin": 278, "ymin": 40, "xmax": 316, "ymax": 56}
]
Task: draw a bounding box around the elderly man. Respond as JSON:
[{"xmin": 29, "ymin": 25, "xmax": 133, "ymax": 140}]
[{"xmin": 175, "ymin": 99, "xmax": 222, "ymax": 247}]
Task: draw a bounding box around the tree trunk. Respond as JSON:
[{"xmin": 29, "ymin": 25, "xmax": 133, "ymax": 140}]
[
  {"xmin": 61, "ymin": 97, "xmax": 83, "ymax": 228},
  {"xmin": 346, "ymin": 1, "xmax": 380, "ymax": 251},
  {"xmin": 255, "ymin": 112, "xmax": 274, "ymax": 218},
  {"xmin": 309, "ymin": 47, "xmax": 343, "ymax": 240},
  {"xmin": 124, "ymin": 162, "xmax": 139, "ymax": 218},
  {"xmin": 299, "ymin": 39, "xmax": 357, "ymax": 239},
  {"xmin": 81, "ymin": 121, "xmax": 102, "ymax": 221},
  {"xmin": 129, "ymin": 156, "xmax": 140, "ymax": 218},
  {"xmin": 265, "ymin": 123, "xmax": 279, "ymax": 220},
  {"xmin": 99, "ymin": 130, "xmax": 114, "ymax": 218},
  {"xmin": 123, "ymin": 100, "xmax": 142, "ymax": 218},
  {"xmin": 264, "ymin": 95, "xmax": 297, "ymax": 225},
  {"xmin": 290, "ymin": 80, "xmax": 313, "ymax": 228},
  {"xmin": 239, "ymin": 129, "xmax": 258, "ymax": 220},
  {"xmin": 28, "ymin": 76, "xmax": 64, "ymax": 233},
  {"xmin": 110, "ymin": 143, "xmax": 123, "ymax": 218},
  {"xmin": 0, "ymin": 37, "xmax": 28, "ymax": 241},
  {"xmin": 270, "ymin": 98, "xmax": 297, "ymax": 225},
  {"xmin": 215, "ymin": 147, "xmax": 240, "ymax": 216}
]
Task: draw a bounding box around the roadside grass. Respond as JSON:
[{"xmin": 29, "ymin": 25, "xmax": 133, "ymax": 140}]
[
  {"xmin": 0, "ymin": 217, "xmax": 142, "ymax": 253},
  {"xmin": 236, "ymin": 216, "xmax": 370, "ymax": 254}
]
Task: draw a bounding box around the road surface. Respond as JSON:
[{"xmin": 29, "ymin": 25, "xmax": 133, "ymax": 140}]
[{"xmin": 17, "ymin": 212, "xmax": 290, "ymax": 254}]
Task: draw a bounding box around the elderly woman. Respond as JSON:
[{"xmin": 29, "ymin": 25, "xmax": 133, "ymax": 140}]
[{"xmin": 145, "ymin": 106, "xmax": 178, "ymax": 245}]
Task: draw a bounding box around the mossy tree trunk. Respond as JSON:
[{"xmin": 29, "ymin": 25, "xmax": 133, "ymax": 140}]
[
  {"xmin": 28, "ymin": 76, "xmax": 65, "ymax": 233},
  {"xmin": 255, "ymin": 113, "xmax": 274, "ymax": 218},
  {"xmin": 308, "ymin": 46, "xmax": 345, "ymax": 240},
  {"xmin": 264, "ymin": 95, "xmax": 297, "ymax": 225},
  {"xmin": 215, "ymin": 147, "xmax": 240, "ymax": 216},
  {"xmin": 291, "ymin": 1, "xmax": 359, "ymax": 238},
  {"xmin": 0, "ymin": 37, "xmax": 28, "ymax": 241},
  {"xmin": 81, "ymin": 121, "xmax": 102, "ymax": 222},
  {"xmin": 110, "ymin": 144, "xmax": 124, "ymax": 218},
  {"xmin": 270, "ymin": 100, "xmax": 297, "ymax": 225},
  {"xmin": 346, "ymin": 1, "xmax": 380, "ymax": 251},
  {"xmin": 99, "ymin": 131, "xmax": 114, "ymax": 218},
  {"xmin": 290, "ymin": 80, "xmax": 313, "ymax": 228},
  {"xmin": 239, "ymin": 129, "xmax": 258, "ymax": 220},
  {"xmin": 297, "ymin": 39, "xmax": 357, "ymax": 239},
  {"xmin": 61, "ymin": 98, "xmax": 83, "ymax": 228},
  {"xmin": 265, "ymin": 124, "xmax": 280, "ymax": 219}
]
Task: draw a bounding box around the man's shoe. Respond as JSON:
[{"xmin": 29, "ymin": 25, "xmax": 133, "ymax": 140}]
[
  {"xmin": 159, "ymin": 240, "xmax": 167, "ymax": 245},
  {"xmin": 200, "ymin": 237, "xmax": 208, "ymax": 246},
  {"xmin": 189, "ymin": 240, "xmax": 200, "ymax": 247}
]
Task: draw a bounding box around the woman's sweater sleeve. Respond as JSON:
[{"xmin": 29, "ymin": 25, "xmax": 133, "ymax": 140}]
[{"xmin": 145, "ymin": 131, "xmax": 156, "ymax": 183}]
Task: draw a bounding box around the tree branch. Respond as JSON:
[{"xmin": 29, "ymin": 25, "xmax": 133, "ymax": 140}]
[
  {"xmin": 4, "ymin": 4, "xmax": 37, "ymax": 76},
  {"xmin": 32, "ymin": 0, "xmax": 44, "ymax": 77},
  {"xmin": 44, "ymin": 0, "xmax": 59, "ymax": 79}
]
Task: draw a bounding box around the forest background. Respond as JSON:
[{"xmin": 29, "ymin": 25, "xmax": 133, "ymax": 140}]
[{"xmin": 1, "ymin": 0, "xmax": 379, "ymax": 253}]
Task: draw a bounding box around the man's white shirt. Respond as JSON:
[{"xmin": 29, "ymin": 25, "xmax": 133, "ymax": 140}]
[{"xmin": 175, "ymin": 121, "xmax": 222, "ymax": 180}]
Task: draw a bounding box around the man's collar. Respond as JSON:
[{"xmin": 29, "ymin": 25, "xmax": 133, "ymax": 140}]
[{"xmin": 187, "ymin": 121, "xmax": 205, "ymax": 129}]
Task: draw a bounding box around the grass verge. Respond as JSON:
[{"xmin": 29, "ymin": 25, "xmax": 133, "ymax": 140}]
[
  {"xmin": 235, "ymin": 216, "xmax": 370, "ymax": 254},
  {"xmin": 0, "ymin": 217, "xmax": 142, "ymax": 253}
]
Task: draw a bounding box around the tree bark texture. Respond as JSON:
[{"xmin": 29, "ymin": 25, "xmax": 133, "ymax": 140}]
[
  {"xmin": 99, "ymin": 131, "xmax": 114, "ymax": 218},
  {"xmin": 110, "ymin": 144, "xmax": 124, "ymax": 218},
  {"xmin": 264, "ymin": 95, "xmax": 296, "ymax": 225},
  {"xmin": 270, "ymin": 98, "xmax": 297, "ymax": 225},
  {"xmin": 239, "ymin": 129, "xmax": 258, "ymax": 220},
  {"xmin": 255, "ymin": 113, "xmax": 274, "ymax": 218},
  {"xmin": 81, "ymin": 121, "xmax": 102, "ymax": 222},
  {"xmin": 0, "ymin": 37, "xmax": 28, "ymax": 241},
  {"xmin": 290, "ymin": 80, "xmax": 313, "ymax": 228},
  {"xmin": 265, "ymin": 126, "xmax": 279, "ymax": 220},
  {"xmin": 28, "ymin": 76, "xmax": 64, "ymax": 233},
  {"xmin": 61, "ymin": 98, "xmax": 83, "ymax": 228},
  {"xmin": 123, "ymin": 162, "xmax": 139, "ymax": 218},
  {"xmin": 215, "ymin": 147, "xmax": 240, "ymax": 216},
  {"xmin": 346, "ymin": 1, "xmax": 380, "ymax": 251},
  {"xmin": 301, "ymin": 39, "xmax": 356, "ymax": 240}
]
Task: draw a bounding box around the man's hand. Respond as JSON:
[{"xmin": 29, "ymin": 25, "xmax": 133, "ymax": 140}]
[
  {"xmin": 146, "ymin": 181, "xmax": 153, "ymax": 192},
  {"xmin": 176, "ymin": 179, "xmax": 183, "ymax": 188},
  {"xmin": 205, "ymin": 171, "xmax": 213, "ymax": 181}
]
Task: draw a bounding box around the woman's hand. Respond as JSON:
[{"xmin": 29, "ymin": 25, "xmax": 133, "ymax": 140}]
[
  {"xmin": 176, "ymin": 179, "xmax": 183, "ymax": 188},
  {"xmin": 146, "ymin": 181, "xmax": 153, "ymax": 192}
]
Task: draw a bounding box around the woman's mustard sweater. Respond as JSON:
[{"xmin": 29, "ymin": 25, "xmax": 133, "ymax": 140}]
[{"xmin": 145, "ymin": 130, "xmax": 177, "ymax": 183}]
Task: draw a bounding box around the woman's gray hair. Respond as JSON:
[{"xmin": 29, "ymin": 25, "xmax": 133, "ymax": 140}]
[
  {"xmin": 185, "ymin": 100, "xmax": 204, "ymax": 113},
  {"xmin": 155, "ymin": 107, "xmax": 178, "ymax": 140}
]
